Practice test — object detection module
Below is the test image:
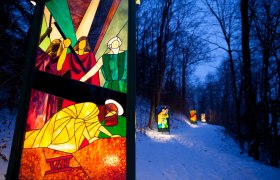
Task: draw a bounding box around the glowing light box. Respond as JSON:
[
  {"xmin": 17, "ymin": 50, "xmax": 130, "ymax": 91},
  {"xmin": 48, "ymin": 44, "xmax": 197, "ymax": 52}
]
[
  {"xmin": 157, "ymin": 106, "xmax": 170, "ymax": 133},
  {"xmin": 190, "ymin": 110, "xmax": 197, "ymax": 124},
  {"xmin": 7, "ymin": 0, "xmax": 135, "ymax": 179},
  {"xmin": 201, "ymin": 113, "xmax": 206, "ymax": 123}
]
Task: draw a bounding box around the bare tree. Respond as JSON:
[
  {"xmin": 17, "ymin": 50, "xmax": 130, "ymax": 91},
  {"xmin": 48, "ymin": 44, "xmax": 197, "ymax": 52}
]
[{"xmin": 203, "ymin": 0, "xmax": 242, "ymax": 135}]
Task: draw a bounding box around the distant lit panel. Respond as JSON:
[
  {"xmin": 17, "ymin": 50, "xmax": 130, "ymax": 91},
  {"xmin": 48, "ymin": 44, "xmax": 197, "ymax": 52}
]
[
  {"xmin": 157, "ymin": 105, "xmax": 170, "ymax": 133},
  {"xmin": 190, "ymin": 110, "xmax": 197, "ymax": 124}
]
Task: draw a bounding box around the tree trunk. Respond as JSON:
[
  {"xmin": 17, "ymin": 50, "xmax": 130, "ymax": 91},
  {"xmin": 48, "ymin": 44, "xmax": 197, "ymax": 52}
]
[
  {"xmin": 262, "ymin": 49, "xmax": 270, "ymax": 141},
  {"xmin": 148, "ymin": 96, "xmax": 156, "ymax": 129},
  {"xmin": 270, "ymin": 107, "xmax": 279, "ymax": 167},
  {"xmin": 182, "ymin": 49, "xmax": 186, "ymax": 110},
  {"xmin": 209, "ymin": 84, "xmax": 214, "ymax": 123},
  {"xmin": 241, "ymin": 0, "xmax": 258, "ymax": 158},
  {"xmin": 227, "ymin": 42, "xmax": 242, "ymax": 140}
]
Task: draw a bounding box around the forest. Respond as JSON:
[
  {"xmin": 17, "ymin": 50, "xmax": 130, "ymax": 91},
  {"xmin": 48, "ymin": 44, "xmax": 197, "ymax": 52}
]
[
  {"xmin": 136, "ymin": 0, "xmax": 280, "ymax": 167},
  {"xmin": 0, "ymin": 0, "xmax": 279, "ymax": 168}
]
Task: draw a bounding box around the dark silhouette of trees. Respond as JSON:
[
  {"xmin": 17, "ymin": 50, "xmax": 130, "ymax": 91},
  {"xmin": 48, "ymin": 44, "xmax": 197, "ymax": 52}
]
[
  {"xmin": 0, "ymin": 0, "xmax": 33, "ymax": 110},
  {"xmin": 250, "ymin": 0, "xmax": 280, "ymax": 166},
  {"xmin": 137, "ymin": 0, "xmax": 210, "ymax": 129},
  {"xmin": 194, "ymin": 0, "xmax": 280, "ymax": 166}
]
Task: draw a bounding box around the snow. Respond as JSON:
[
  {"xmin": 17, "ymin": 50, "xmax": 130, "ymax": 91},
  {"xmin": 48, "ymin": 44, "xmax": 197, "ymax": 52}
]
[
  {"xmin": 0, "ymin": 97, "xmax": 280, "ymax": 180},
  {"xmin": 0, "ymin": 108, "xmax": 16, "ymax": 180},
  {"xmin": 136, "ymin": 120, "xmax": 280, "ymax": 179}
]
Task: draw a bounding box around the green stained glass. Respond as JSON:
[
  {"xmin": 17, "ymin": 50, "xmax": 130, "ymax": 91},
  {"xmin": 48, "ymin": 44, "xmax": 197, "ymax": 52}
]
[
  {"xmin": 101, "ymin": 51, "xmax": 127, "ymax": 93},
  {"xmin": 46, "ymin": 0, "xmax": 77, "ymax": 47},
  {"xmin": 99, "ymin": 116, "xmax": 126, "ymax": 138}
]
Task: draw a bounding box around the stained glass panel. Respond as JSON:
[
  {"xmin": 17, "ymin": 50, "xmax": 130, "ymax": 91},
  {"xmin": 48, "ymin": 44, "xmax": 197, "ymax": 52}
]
[
  {"xmin": 14, "ymin": 0, "xmax": 130, "ymax": 179},
  {"xmin": 190, "ymin": 110, "xmax": 197, "ymax": 124}
]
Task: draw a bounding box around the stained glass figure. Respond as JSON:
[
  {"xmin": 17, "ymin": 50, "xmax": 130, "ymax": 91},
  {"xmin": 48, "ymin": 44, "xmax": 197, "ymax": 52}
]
[
  {"xmin": 20, "ymin": 92, "xmax": 127, "ymax": 179},
  {"xmin": 24, "ymin": 100, "xmax": 123, "ymax": 153},
  {"xmin": 80, "ymin": 36, "xmax": 127, "ymax": 93}
]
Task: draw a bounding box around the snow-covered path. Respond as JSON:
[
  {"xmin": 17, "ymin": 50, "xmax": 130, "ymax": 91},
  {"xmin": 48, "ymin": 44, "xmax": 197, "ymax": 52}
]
[{"xmin": 136, "ymin": 114, "xmax": 280, "ymax": 180}]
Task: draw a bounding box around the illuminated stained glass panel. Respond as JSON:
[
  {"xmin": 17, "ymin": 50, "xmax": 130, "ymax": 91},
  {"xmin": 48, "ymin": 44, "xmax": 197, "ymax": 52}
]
[
  {"xmin": 16, "ymin": 0, "xmax": 130, "ymax": 179},
  {"xmin": 157, "ymin": 106, "xmax": 170, "ymax": 132},
  {"xmin": 201, "ymin": 113, "xmax": 206, "ymax": 123},
  {"xmin": 190, "ymin": 110, "xmax": 197, "ymax": 124}
]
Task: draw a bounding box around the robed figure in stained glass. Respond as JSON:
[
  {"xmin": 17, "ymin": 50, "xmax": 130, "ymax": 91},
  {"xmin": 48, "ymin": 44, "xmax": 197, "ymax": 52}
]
[
  {"xmin": 80, "ymin": 36, "xmax": 127, "ymax": 93},
  {"xmin": 24, "ymin": 100, "xmax": 123, "ymax": 153},
  {"xmin": 157, "ymin": 107, "xmax": 169, "ymax": 129},
  {"xmin": 27, "ymin": 39, "xmax": 63, "ymax": 130},
  {"xmin": 57, "ymin": 36, "xmax": 100, "ymax": 85},
  {"xmin": 57, "ymin": 37, "xmax": 100, "ymax": 108}
]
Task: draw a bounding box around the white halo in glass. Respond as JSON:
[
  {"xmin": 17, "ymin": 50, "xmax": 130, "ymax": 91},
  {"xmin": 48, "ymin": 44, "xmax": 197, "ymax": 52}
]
[{"xmin": 105, "ymin": 99, "xmax": 124, "ymax": 116}]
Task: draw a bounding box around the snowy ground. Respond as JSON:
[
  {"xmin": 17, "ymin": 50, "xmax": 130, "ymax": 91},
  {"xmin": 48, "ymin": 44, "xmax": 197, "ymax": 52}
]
[
  {"xmin": 0, "ymin": 97, "xmax": 280, "ymax": 179},
  {"xmin": 136, "ymin": 120, "xmax": 280, "ymax": 180}
]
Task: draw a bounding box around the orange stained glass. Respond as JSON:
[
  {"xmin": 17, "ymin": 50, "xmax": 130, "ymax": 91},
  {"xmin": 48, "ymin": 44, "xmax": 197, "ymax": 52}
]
[{"xmin": 20, "ymin": 138, "xmax": 126, "ymax": 179}]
